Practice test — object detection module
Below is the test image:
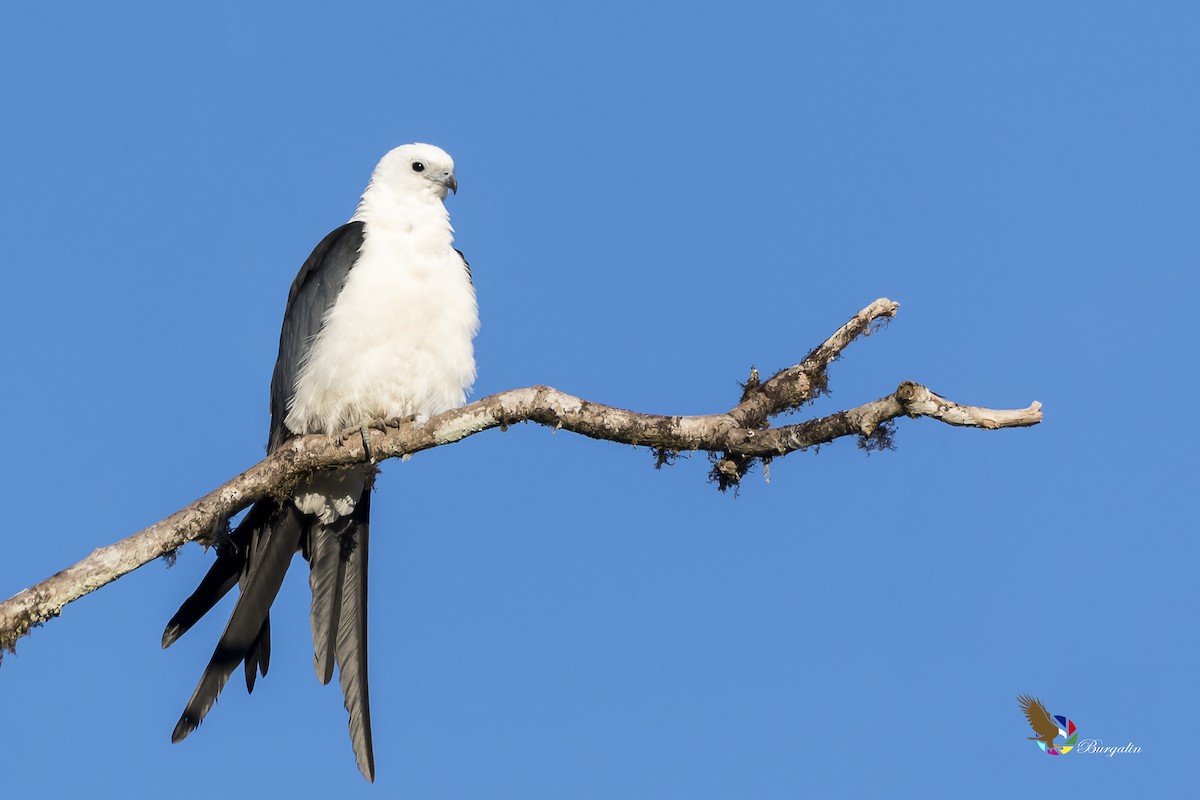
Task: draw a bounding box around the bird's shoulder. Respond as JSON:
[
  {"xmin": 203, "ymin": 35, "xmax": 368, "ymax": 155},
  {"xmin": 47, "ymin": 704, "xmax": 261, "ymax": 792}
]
[
  {"xmin": 454, "ymin": 247, "xmax": 472, "ymax": 284},
  {"xmin": 285, "ymin": 221, "xmax": 366, "ymax": 308}
]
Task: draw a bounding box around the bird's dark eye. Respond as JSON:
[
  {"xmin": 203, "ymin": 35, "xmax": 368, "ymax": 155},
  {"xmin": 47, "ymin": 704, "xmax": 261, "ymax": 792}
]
[{"xmin": 412, "ymin": 162, "xmax": 425, "ymax": 173}]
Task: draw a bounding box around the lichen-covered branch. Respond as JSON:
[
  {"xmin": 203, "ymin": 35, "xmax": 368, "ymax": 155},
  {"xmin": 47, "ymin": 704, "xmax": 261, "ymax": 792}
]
[
  {"xmin": 0, "ymin": 297, "xmax": 1041, "ymax": 658},
  {"xmin": 730, "ymin": 297, "xmax": 900, "ymax": 427}
]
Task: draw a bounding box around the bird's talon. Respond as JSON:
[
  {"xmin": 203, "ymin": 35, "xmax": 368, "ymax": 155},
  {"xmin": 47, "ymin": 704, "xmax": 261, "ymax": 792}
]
[{"xmin": 359, "ymin": 423, "xmax": 374, "ymax": 462}]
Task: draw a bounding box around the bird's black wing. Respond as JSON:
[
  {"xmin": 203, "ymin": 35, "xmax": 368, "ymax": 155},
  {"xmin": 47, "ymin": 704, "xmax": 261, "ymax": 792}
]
[
  {"xmin": 454, "ymin": 247, "xmax": 472, "ymax": 284},
  {"xmin": 268, "ymin": 221, "xmax": 366, "ymax": 453}
]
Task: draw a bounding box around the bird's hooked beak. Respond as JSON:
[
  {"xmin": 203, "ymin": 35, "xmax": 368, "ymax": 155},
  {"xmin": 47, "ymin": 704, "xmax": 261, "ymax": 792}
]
[{"xmin": 441, "ymin": 172, "xmax": 458, "ymax": 195}]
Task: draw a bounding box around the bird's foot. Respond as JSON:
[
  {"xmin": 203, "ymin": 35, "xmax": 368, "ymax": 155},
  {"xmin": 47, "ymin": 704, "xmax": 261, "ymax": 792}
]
[
  {"xmin": 335, "ymin": 415, "xmax": 417, "ymax": 461},
  {"xmin": 331, "ymin": 424, "xmax": 375, "ymax": 462},
  {"xmin": 359, "ymin": 423, "xmax": 374, "ymax": 462}
]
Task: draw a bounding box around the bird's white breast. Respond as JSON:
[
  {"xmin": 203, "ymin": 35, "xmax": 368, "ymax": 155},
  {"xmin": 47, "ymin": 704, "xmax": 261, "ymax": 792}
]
[{"xmin": 285, "ymin": 203, "xmax": 478, "ymax": 438}]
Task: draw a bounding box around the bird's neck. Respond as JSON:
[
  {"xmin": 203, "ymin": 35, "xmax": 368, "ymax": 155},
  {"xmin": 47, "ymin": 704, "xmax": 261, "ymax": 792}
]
[
  {"xmin": 352, "ymin": 184, "xmax": 450, "ymax": 229},
  {"xmin": 351, "ymin": 187, "xmax": 455, "ymax": 256}
]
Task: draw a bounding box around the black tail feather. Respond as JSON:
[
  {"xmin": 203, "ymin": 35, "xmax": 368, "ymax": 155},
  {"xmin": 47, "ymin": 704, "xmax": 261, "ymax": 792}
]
[
  {"xmin": 243, "ymin": 615, "xmax": 271, "ymax": 693},
  {"xmin": 335, "ymin": 489, "xmax": 375, "ymax": 782},
  {"xmin": 161, "ymin": 502, "xmax": 273, "ymax": 648},
  {"xmin": 171, "ymin": 503, "xmax": 304, "ymax": 743},
  {"xmin": 308, "ymin": 522, "xmax": 348, "ymax": 685}
]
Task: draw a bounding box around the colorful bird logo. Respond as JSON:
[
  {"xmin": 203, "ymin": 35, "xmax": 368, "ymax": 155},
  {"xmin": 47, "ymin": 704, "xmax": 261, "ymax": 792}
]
[{"xmin": 1017, "ymin": 695, "xmax": 1078, "ymax": 755}]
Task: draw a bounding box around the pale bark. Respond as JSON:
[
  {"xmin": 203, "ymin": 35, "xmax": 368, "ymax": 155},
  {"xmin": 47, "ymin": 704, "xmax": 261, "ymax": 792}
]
[{"xmin": 0, "ymin": 298, "xmax": 1041, "ymax": 657}]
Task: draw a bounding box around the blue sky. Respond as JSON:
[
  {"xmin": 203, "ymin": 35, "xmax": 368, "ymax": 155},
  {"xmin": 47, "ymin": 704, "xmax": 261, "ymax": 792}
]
[{"xmin": 1, "ymin": 1, "xmax": 1194, "ymax": 796}]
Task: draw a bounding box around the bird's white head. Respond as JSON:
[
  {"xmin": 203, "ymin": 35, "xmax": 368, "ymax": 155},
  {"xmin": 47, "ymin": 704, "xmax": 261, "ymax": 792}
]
[{"xmin": 367, "ymin": 142, "xmax": 458, "ymax": 202}]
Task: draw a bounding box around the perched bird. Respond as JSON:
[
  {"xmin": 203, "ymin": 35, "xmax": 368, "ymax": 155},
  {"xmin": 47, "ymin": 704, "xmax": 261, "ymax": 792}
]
[
  {"xmin": 162, "ymin": 143, "xmax": 478, "ymax": 781},
  {"xmin": 1017, "ymin": 694, "xmax": 1064, "ymax": 750}
]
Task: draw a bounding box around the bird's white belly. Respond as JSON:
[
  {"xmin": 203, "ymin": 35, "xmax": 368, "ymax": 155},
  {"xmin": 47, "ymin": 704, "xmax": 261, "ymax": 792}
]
[{"xmin": 286, "ymin": 242, "xmax": 478, "ymax": 438}]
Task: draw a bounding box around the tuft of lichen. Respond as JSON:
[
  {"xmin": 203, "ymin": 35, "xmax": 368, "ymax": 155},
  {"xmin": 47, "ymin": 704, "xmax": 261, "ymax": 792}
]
[
  {"xmin": 857, "ymin": 420, "xmax": 897, "ymax": 454},
  {"xmin": 809, "ymin": 369, "xmax": 831, "ymax": 400},
  {"xmin": 0, "ymin": 607, "xmax": 48, "ymax": 666},
  {"xmin": 707, "ymin": 451, "xmax": 757, "ymax": 495},
  {"xmin": 651, "ymin": 447, "xmax": 683, "ymax": 469},
  {"xmin": 868, "ymin": 316, "xmax": 892, "ymax": 335}
]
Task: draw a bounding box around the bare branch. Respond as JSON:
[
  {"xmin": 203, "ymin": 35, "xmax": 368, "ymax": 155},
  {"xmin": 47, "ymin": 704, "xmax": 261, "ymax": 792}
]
[
  {"xmin": 731, "ymin": 297, "xmax": 900, "ymax": 427},
  {"xmin": 0, "ymin": 298, "xmax": 1040, "ymax": 658},
  {"xmin": 895, "ymin": 381, "xmax": 1044, "ymax": 429}
]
